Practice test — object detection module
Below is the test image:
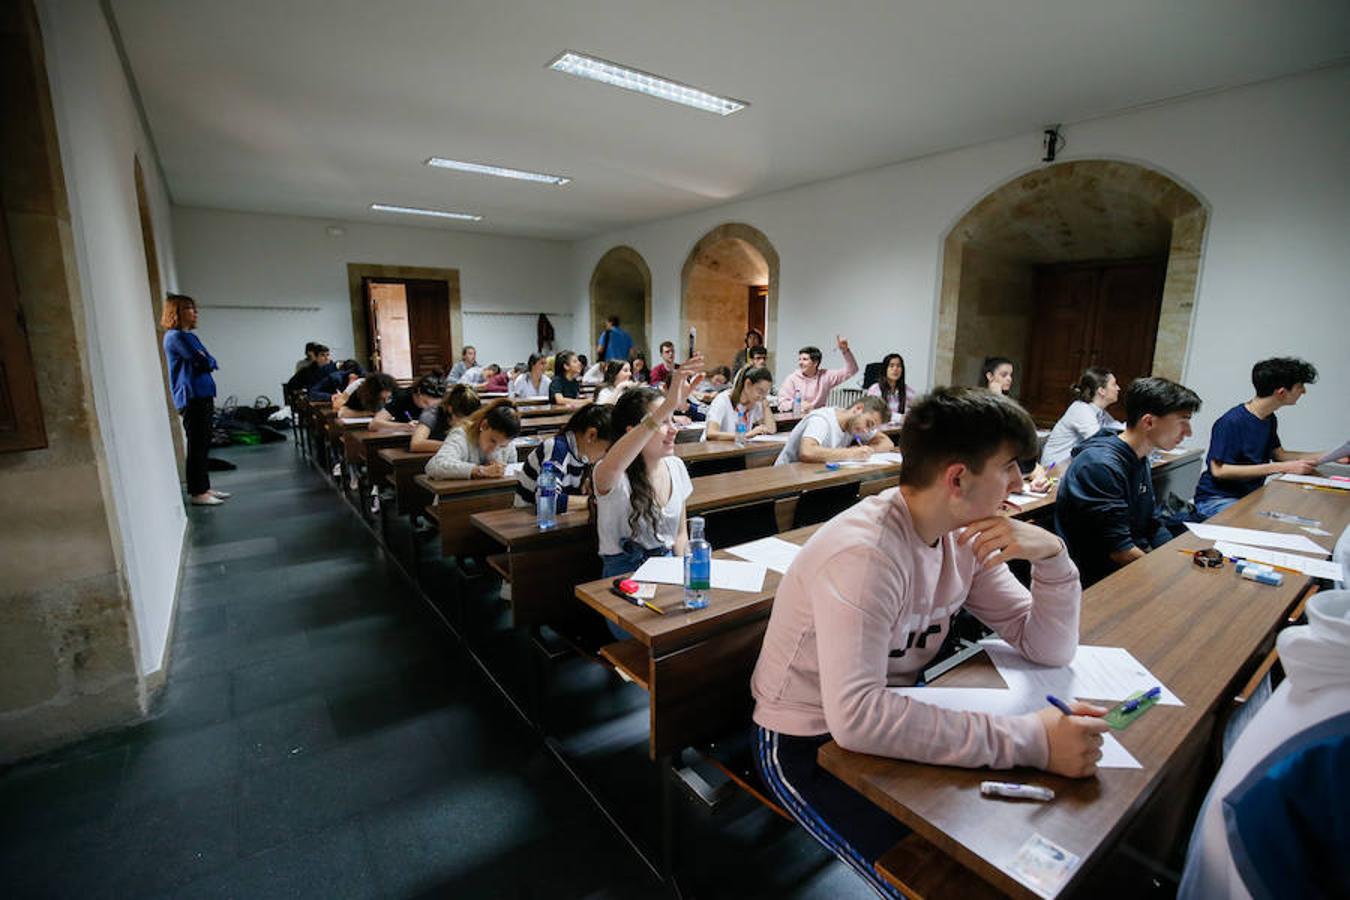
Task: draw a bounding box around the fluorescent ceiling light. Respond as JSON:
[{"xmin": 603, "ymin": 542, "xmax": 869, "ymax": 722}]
[
  {"xmin": 370, "ymin": 203, "xmax": 482, "ymax": 221},
  {"xmin": 427, "ymin": 157, "xmax": 570, "ymax": 186},
  {"xmin": 548, "ymin": 50, "xmax": 747, "ymax": 116}
]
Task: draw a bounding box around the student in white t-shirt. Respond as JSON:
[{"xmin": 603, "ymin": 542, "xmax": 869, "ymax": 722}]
[
  {"xmin": 775, "ymin": 395, "xmax": 893, "ymax": 465},
  {"xmin": 511, "ymin": 354, "xmax": 550, "ymax": 399},
  {"xmin": 1039, "ymin": 367, "xmax": 1124, "ymax": 468},
  {"xmin": 594, "ymin": 356, "xmax": 706, "ymax": 579},
  {"xmin": 704, "ymin": 366, "xmax": 776, "ymax": 441},
  {"xmin": 595, "ymin": 360, "xmax": 635, "ymax": 405}
]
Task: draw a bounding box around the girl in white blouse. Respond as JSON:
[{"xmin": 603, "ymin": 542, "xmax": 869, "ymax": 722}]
[
  {"xmin": 425, "ymin": 400, "xmax": 522, "ymax": 479},
  {"xmin": 703, "ymin": 366, "xmax": 776, "ymax": 441},
  {"xmin": 593, "ymin": 356, "xmax": 706, "ymax": 579},
  {"xmin": 595, "ymin": 359, "xmax": 634, "ymax": 405}
]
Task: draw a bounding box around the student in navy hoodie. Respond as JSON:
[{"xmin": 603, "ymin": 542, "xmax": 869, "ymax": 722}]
[{"xmin": 1055, "ymin": 377, "xmax": 1201, "ymax": 586}]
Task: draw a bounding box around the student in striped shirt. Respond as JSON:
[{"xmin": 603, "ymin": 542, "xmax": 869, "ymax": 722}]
[{"xmin": 514, "ymin": 405, "xmax": 613, "ymax": 509}]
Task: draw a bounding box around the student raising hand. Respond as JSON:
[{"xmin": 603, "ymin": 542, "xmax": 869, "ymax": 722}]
[{"xmin": 593, "ymin": 355, "xmax": 705, "ymax": 497}]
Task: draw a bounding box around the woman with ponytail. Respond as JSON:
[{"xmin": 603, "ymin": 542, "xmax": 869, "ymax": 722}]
[
  {"xmin": 1039, "ymin": 367, "xmax": 1123, "ymax": 468},
  {"xmin": 703, "ymin": 366, "xmax": 776, "ymax": 441},
  {"xmin": 425, "ymin": 399, "xmax": 522, "ymax": 479}
]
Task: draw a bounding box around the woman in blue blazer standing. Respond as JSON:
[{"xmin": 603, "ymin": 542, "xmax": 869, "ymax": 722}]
[{"xmin": 162, "ymin": 293, "xmax": 229, "ymax": 506}]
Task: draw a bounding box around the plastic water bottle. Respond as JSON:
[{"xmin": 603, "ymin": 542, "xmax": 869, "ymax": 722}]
[
  {"xmin": 734, "ymin": 410, "xmax": 748, "ymax": 446},
  {"xmin": 793, "ymin": 390, "xmax": 802, "ymax": 415},
  {"xmin": 684, "ymin": 516, "xmax": 711, "ymax": 610},
  {"xmin": 536, "ymin": 461, "xmax": 558, "ymax": 531}
]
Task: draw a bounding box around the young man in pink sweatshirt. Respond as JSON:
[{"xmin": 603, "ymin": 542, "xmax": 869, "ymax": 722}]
[
  {"xmin": 777, "ymin": 334, "xmax": 858, "ymax": 412},
  {"xmin": 752, "ymin": 387, "xmax": 1107, "ymax": 897}
]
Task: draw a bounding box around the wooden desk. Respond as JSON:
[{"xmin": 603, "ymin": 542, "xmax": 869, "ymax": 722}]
[
  {"xmin": 817, "ymin": 479, "xmax": 1350, "ymax": 898},
  {"xmin": 414, "ymin": 473, "xmax": 520, "ymax": 560},
  {"xmin": 377, "ymin": 448, "xmax": 435, "ymax": 516},
  {"xmin": 341, "ymin": 428, "xmax": 409, "ymax": 467},
  {"xmin": 519, "ymin": 414, "xmax": 574, "ymax": 435}
]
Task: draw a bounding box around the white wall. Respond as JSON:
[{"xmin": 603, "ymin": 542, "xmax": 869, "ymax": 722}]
[
  {"xmin": 39, "ymin": 0, "xmax": 185, "ymax": 676},
  {"xmin": 569, "ymin": 65, "xmax": 1350, "ymax": 451},
  {"xmin": 172, "ymin": 208, "xmax": 573, "ymax": 402}
]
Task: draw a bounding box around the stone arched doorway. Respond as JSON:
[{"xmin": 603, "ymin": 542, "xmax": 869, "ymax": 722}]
[
  {"xmin": 589, "ymin": 246, "xmax": 652, "ymax": 361},
  {"xmin": 680, "ymin": 224, "xmax": 779, "ymax": 374},
  {"xmin": 935, "ymin": 160, "xmax": 1206, "ymax": 422}
]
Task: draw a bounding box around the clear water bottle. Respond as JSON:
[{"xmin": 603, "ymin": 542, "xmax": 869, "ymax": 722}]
[
  {"xmin": 683, "ymin": 516, "xmax": 711, "ymax": 610},
  {"xmin": 536, "ymin": 461, "xmax": 558, "ymax": 531},
  {"xmin": 734, "ymin": 410, "xmax": 748, "ymax": 446},
  {"xmin": 793, "ymin": 390, "xmax": 802, "ymax": 415}
]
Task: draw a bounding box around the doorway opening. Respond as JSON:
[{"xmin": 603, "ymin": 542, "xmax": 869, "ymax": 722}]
[
  {"xmin": 134, "ymin": 157, "xmax": 184, "ymax": 470},
  {"xmin": 680, "ymin": 223, "xmax": 779, "ymax": 373},
  {"xmin": 589, "ymin": 246, "xmax": 651, "ymax": 361},
  {"xmin": 347, "ymin": 264, "xmax": 461, "ymax": 375},
  {"xmin": 935, "ymin": 160, "xmax": 1207, "ymax": 424}
]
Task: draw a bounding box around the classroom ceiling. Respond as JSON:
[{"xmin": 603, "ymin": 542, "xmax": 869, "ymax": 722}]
[{"xmin": 110, "ymin": 0, "xmax": 1350, "ymax": 241}]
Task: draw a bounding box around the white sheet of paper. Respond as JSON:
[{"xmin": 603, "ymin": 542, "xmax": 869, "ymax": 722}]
[
  {"xmin": 888, "ymin": 686, "xmax": 1141, "ymax": 769},
  {"xmin": 1003, "ymin": 493, "xmax": 1042, "ymax": 507},
  {"xmin": 725, "ymin": 536, "xmax": 802, "ymax": 573},
  {"xmin": 1185, "ymin": 522, "xmax": 1330, "ymax": 555},
  {"xmin": 679, "ymin": 423, "xmax": 706, "ymax": 431},
  {"xmin": 1278, "ymin": 473, "xmax": 1350, "ymax": 490},
  {"xmin": 1212, "ymin": 541, "xmax": 1346, "ymax": 580},
  {"xmin": 749, "ymin": 433, "xmax": 789, "ymax": 443},
  {"xmin": 630, "ymin": 557, "xmax": 768, "ymax": 592},
  {"xmin": 342, "ymin": 416, "xmax": 373, "ymax": 425},
  {"xmin": 980, "ymin": 640, "xmax": 1183, "ymax": 706},
  {"xmin": 1317, "ymin": 439, "xmax": 1350, "ymax": 465},
  {"xmin": 871, "ymin": 452, "xmax": 905, "ymax": 464},
  {"xmin": 832, "ymin": 459, "xmax": 893, "ymax": 468}
]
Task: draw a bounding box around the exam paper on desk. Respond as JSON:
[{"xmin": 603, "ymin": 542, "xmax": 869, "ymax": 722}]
[
  {"xmin": 1212, "ymin": 541, "xmax": 1345, "ymax": 581},
  {"xmin": 1277, "ymin": 473, "xmax": 1350, "ymax": 490},
  {"xmin": 1185, "ymin": 522, "xmax": 1330, "ymax": 555},
  {"xmin": 887, "ymin": 686, "xmax": 1141, "ymax": 769},
  {"xmin": 725, "ymin": 536, "xmax": 802, "ymax": 573},
  {"xmin": 631, "ymin": 557, "xmax": 767, "ymax": 592},
  {"xmin": 979, "ymin": 639, "xmax": 1183, "ymax": 706}
]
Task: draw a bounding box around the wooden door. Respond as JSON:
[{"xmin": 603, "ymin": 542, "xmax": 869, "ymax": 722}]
[
  {"xmin": 747, "ymin": 285, "xmax": 767, "ymax": 340},
  {"xmin": 1023, "ymin": 259, "xmax": 1164, "ymax": 425},
  {"xmin": 404, "ymin": 279, "xmax": 452, "ymax": 376}
]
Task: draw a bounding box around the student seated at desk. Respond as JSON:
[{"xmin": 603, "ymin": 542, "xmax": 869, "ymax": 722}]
[
  {"xmin": 447, "ymin": 345, "xmax": 476, "ymax": 382},
  {"xmin": 425, "ymin": 400, "xmax": 521, "ymax": 479},
  {"xmin": 629, "ymin": 353, "xmax": 650, "ymax": 385},
  {"xmin": 548, "ymin": 351, "xmax": 589, "ymax": 409},
  {"xmin": 1178, "ymin": 589, "xmax": 1350, "ymax": 900},
  {"xmin": 751, "ymin": 387, "xmax": 1103, "ymax": 899},
  {"xmin": 410, "ymin": 384, "xmax": 480, "ymax": 453},
  {"xmin": 1039, "ymin": 367, "xmax": 1124, "ymax": 469},
  {"xmin": 1054, "ymin": 377, "xmax": 1201, "ymax": 586},
  {"xmin": 307, "ymin": 359, "xmax": 362, "ymax": 402},
  {"xmin": 648, "ymin": 341, "xmax": 677, "ymax": 389},
  {"xmin": 481, "ymin": 364, "xmax": 510, "ymax": 393},
  {"xmin": 865, "ymin": 352, "xmax": 915, "ymax": 422},
  {"xmin": 511, "ymin": 354, "xmax": 550, "ymax": 399},
  {"xmin": 294, "ymin": 340, "xmax": 320, "ymax": 374},
  {"xmin": 774, "ymin": 396, "xmax": 893, "ymax": 465},
  {"xmin": 1194, "ymin": 357, "xmax": 1340, "ymax": 519},
  {"xmin": 285, "ymin": 343, "xmax": 334, "ymax": 395},
  {"xmin": 595, "ymin": 360, "xmax": 634, "ymax": 405},
  {"xmin": 703, "ymin": 366, "xmax": 776, "ymax": 441},
  {"xmin": 371, "ymin": 374, "xmax": 443, "ymax": 433},
  {"xmin": 338, "ymin": 372, "xmax": 397, "ymax": 420},
  {"xmin": 514, "ymin": 404, "xmax": 613, "ymax": 509},
  {"xmin": 581, "ymin": 358, "xmax": 606, "ymax": 385},
  {"xmin": 777, "ymin": 334, "xmax": 859, "ymax": 413},
  {"xmin": 593, "ymin": 358, "xmax": 705, "ymax": 580}
]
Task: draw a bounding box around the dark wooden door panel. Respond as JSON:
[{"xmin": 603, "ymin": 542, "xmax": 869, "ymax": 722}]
[
  {"xmin": 1093, "ymin": 262, "xmax": 1165, "ymax": 420},
  {"xmin": 0, "ymin": 196, "xmax": 48, "ymax": 451},
  {"xmin": 403, "ymin": 279, "xmax": 452, "ymax": 376},
  {"xmin": 1024, "ymin": 268, "xmax": 1097, "ymax": 423}
]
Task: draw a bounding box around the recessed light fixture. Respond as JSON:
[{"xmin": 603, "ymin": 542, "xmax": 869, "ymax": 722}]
[
  {"xmin": 370, "ymin": 203, "xmax": 482, "ymax": 222},
  {"xmin": 426, "ymin": 157, "xmax": 571, "ymax": 186},
  {"xmin": 547, "ymin": 50, "xmax": 747, "ymax": 116}
]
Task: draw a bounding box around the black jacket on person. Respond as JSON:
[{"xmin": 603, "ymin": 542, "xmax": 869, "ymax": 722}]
[
  {"xmin": 1054, "ymin": 430, "xmax": 1174, "ymax": 586},
  {"xmin": 287, "ymin": 361, "xmax": 336, "ymax": 396}
]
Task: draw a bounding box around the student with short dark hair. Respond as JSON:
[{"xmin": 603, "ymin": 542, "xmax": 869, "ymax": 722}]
[
  {"xmin": 285, "ymin": 343, "xmax": 334, "ymax": 394},
  {"xmin": 775, "ymin": 395, "xmax": 893, "ymax": 465},
  {"xmin": 1055, "ymin": 377, "xmax": 1201, "ymax": 586},
  {"xmin": 777, "ymin": 334, "xmax": 859, "ymax": 412},
  {"xmin": 593, "ymin": 358, "xmax": 706, "ymax": 579},
  {"xmin": 746, "ymin": 345, "xmax": 768, "ymax": 370},
  {"xmin": 307, "ymin": 359, "xmax": 363, "ymax": 401},
  {"xmin": 1039, "ymin": 367, "xmax": 1124, "ymax": 468},
  {"xmin": 1194, "ymin": 357, "xmax": 1335, "ymax": 519},
  {"xmin": 411, "ymin": 384, "xmax": 480, "ymax": 453},
  {"xmin": 295, "ymin": 341, "xmax": 320, "ymax": 373},
  {"xmin": 752, "ymin": 387, "xmax": 1096, "ymax": 899},
  {"xmin": 648, "ymin": 341, "xmax": 677, "ymax": 388},
  {"xmin": 425, "ymin": 400, "xmax": 521, "ymax": 479},
  {"xmin": 733, "ymin": 328, "xmax": 765, "ymax": 373},
  {"xmin": 372, "ymin": 374, "xmax": 443, "ymax": 433},
  {"xmin": 549, "ymin": 351, "xmax": 589, "ymax": 409},
  {"xmin": 596, "ymin": 314, "xmax": 634, "ymax": 363},
  {"xmin": 979, "ymin": 356, "xmax": 1014, "ymax": 395},
  {"xmin": 704, "ymin": 366, "xmax": 776, "ymax": 441},
  {"xmin": 515, "ymin": 404, "xmax": 613, "ymax": 509},
  {"xmin": 448, "ymin": 345, "xmax": 477, "ymax": 382},
  {"xmin": 340, "ymin": 372, "xmax": 397, "ymax": 419}
]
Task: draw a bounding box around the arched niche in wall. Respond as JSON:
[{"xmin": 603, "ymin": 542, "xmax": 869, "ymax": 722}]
[
  {"xmin": 680, "ymin": 223, "xmax": 779, "ymax": 374},
  {"xmin": 934, "ymin": 159, "xmax": 1207, "ymax": 423},
  {"xmin": 589, "ymin": 246, "xmax": 652, "ymax": 361}
]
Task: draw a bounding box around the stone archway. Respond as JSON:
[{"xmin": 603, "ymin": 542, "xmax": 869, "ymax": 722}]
[
  {"xmin": 680, "ymin": 223, "xmax": 780, "ymax": 373},
  {"xmin": 589, "ymin": 246, "xmax": 652, "ymax": 361},
  {"xmin": 935, "ymin": 160, "xmax": 1207, "ymax": 395}
]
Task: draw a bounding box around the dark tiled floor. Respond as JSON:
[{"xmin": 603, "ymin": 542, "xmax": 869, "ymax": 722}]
[{"xmin": 0, "ymin": 443, "xmax": 864, "ymax": 899}]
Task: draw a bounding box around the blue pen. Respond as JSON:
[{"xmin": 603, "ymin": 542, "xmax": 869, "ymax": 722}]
[
  {"xmin": 1045, "ymin": 694, "xmax": 1073, "ymax": 716},
  {"xmin": 1121, "ymin": 687, "xmax": 1161, "ymax": 714}
]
